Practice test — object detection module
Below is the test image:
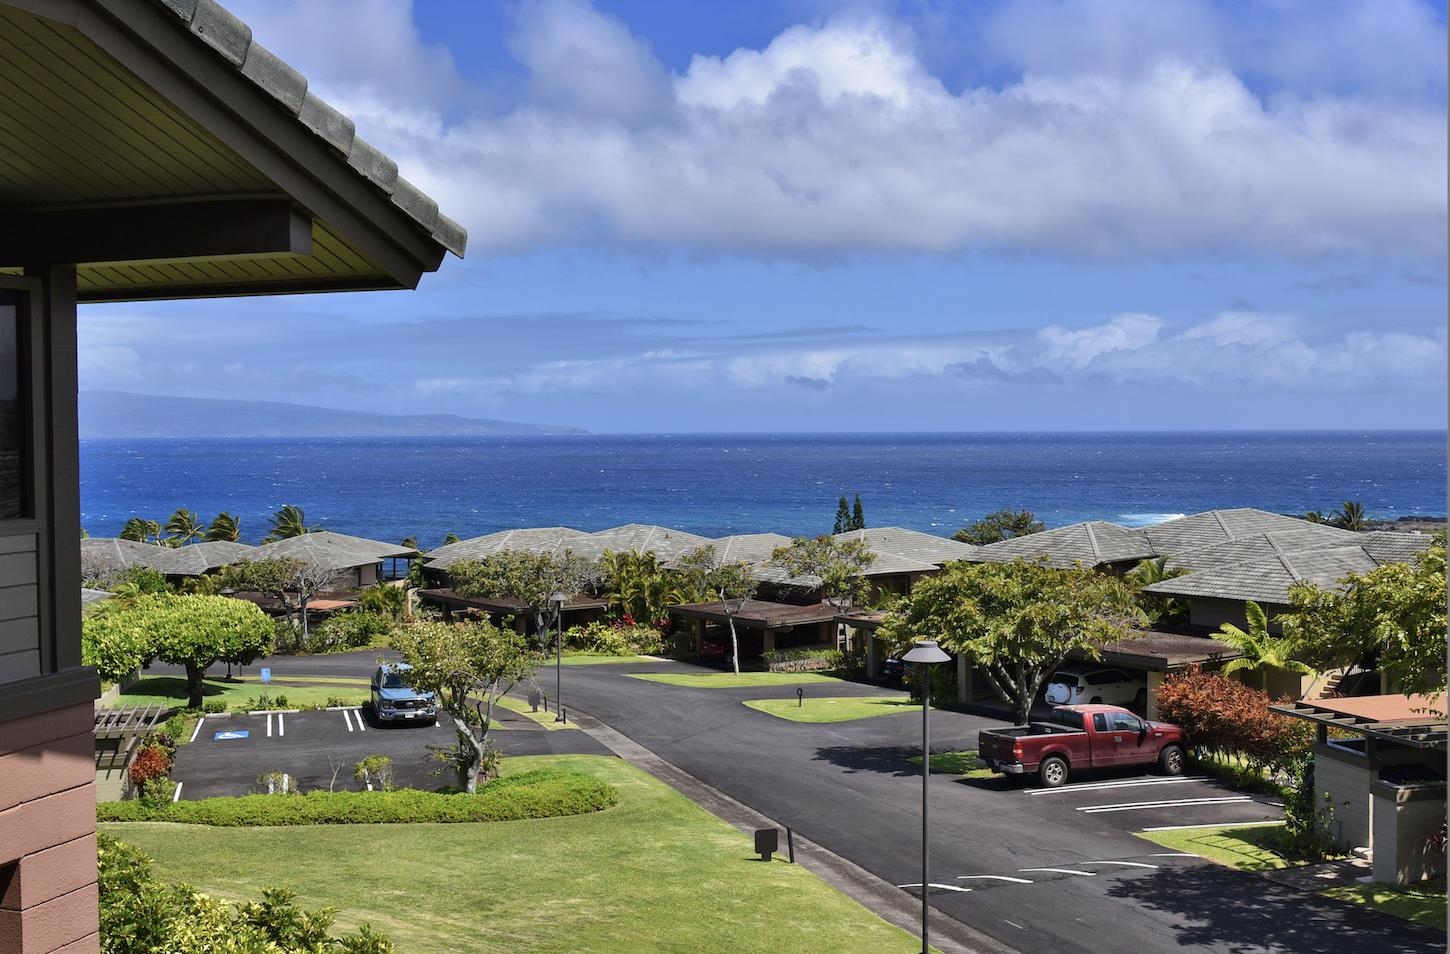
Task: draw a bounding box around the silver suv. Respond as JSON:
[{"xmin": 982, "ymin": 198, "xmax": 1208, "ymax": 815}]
[{"xmin": 370, "ymin": 663, "xmax": 438, "ymax": 725}]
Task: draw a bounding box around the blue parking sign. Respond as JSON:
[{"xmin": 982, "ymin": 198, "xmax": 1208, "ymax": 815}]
[{"xmin": 260, "ymin": 667, "xmax": 271, "ymax": 684}]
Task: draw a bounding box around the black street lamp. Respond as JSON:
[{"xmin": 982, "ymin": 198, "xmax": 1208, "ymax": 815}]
[
  {"xmin": 902, "ymin": 638, "xmax": 950, "ymax": 954},
  {"xmin": 550, "ymin": 591, "xmax": 567, "ymax": 723}
]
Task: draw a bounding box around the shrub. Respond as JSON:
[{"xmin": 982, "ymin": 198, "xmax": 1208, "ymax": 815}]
[
  {"xmin": 98, "ymin": 834, "xmax": 393, "ymax": 952},
  {"xmin": 201, "ymin": 700, "xmax": 227, "ymax": 714},
  {"xmin": 256, "ymin": 771, "xmax": 297, "ymax": 795},
  {"xmin": 138, "ymin": 778, "xmax": 178, "ymax": 809},
  {"xmin": 244, "ymin": 694, "xmax": 289, "ymax": 711},
  {"xmin": 97, "ymin": 770, "xmax": 619, "ymax": 826},
  {"xmin": 762, "ymin": 646, "xmax": 843, "ymax": 672},
  {"xmin": 564, "ymin": 619, "xmax": 663, "ymax": 656},
  {"xmin": 353, "ymin": 755, "xmax": 395, "ymax": 791},
  {"xmin": 1154, "ymin": 665, "xmax": 1314, "ymax": 779},
  {"xmin": 310, "ymin": 610, "xmax": 394, "ymax": 653},
  {"xmin": 160, "ymin": 712, "xmax": 195, "ymax": 744},
  {"xmin": 128, "ymin": 745, "xmax": 171, "ymax": 789}
]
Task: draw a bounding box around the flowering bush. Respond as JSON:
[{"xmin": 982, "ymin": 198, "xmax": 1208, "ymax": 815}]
[{"xmin": 1155, "ymin": 665, "xmax": 1313, "ymax": 778}]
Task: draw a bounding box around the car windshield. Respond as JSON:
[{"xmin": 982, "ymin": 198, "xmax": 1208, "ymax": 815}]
[{"xmin": 382, "ymin": 672, "xmax": 410, "ymax": 689}]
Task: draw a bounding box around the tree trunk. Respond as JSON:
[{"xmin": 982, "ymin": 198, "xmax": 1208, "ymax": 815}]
[
  {"xmin": 726, "ymin": 613, "xmax": 741, "ymax": 675},
  {"xmin": 455, "ymin": 722, "xmax": 484, "ymax": 794},
  {"xmin": 300, "ymin": 595, "xmax": 311, "ymax": 642},
  {"xmin": 185, "ymin": 661, "xmax": 206, "ymax": 710}
]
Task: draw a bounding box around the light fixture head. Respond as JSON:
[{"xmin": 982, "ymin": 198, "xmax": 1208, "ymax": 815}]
[
  {"xmin": 549, "ymin": 591, "xmax": 568, "ymax": 607},
  {"xmin": 902, "ymin": 639, "xmax": 951, "ymax": 665}
]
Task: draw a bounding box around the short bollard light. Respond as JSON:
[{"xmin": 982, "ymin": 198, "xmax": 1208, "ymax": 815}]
[
  {"xmin": 754, "ymin": 828, "xmax": 779, "ymax": 862},
  {"xmin": 796, "ymin": 687, "xmax": 804, "ymax": 708}
]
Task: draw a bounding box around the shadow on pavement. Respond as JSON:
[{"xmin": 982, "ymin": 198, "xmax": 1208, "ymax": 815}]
[
  {"xmin": 810, "ymin": 744, "xmax": 1018, "ymax": 792},
  {"xmin": 1103, "ymin": 865, "xmax": 1446, "ymax": 953}
]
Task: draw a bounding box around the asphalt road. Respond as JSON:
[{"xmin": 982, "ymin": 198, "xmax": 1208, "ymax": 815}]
[{"xmin": 161, "ymin": 652, "xmax": 1444, "ymax": 953}]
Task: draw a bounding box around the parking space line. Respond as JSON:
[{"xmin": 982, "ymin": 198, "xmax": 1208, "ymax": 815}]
[
  {"xmin": 1076, "ymin": 861, "xmax": 1159, "ymax": 869},
  {"xmin": 1150, "ymin": 853, "xmax": 1200, "ymax": 858},
  {"xmin": 354, "ymin": 708, "xmax": 366, "ymax": 731},
  {"xmin": 266, "ymin": 712, "xmax": 273, "ymax": 738},
  {"xmin": 278, "ymin": 712, "xmax": 285, "ymax": 737},
  {"xmin": 189, "ymin": 716, "xmax": 204, "ymax": 744},
  {"xmin": 173, "ymin": 782, "xmax": 183, "ymax": 802},
  {"xmin": 342, "ymin": 709, "xmax": 354, "ymax": 732},
  {"xmin": 1142, "ymin": 820, "xmax": 1285, "ymax": 833},
  {"xmin": 957, "ymin": 875, "xmax": 1034, "ymax": 884},
  {"xmin": 898, "ymin": 883, "xmax": 973, "ymax": 893},
  {"xmin": 1078, "ymin": 796, "xmax": 1251, "ymax": 814},
  {"xmin": 1019, "ymin": 867, "xmax": 1095, "ymax": 877},
  {"xmin": 1025, "ymin": 776, "xmax": 1208, "ymax": 795}
]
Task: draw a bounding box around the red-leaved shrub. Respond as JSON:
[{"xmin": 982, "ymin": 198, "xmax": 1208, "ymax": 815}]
[
  {"xmin": 1155, "ymin": 664, "xmax": 1313, "ymax": 777},
  {"xmin": 127, "ymin": 745, "xmax": 171, "ymax": 788}
]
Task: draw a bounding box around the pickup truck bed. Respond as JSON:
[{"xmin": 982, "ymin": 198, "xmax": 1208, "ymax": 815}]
[{"xmin": 978, "ymin": 704, "xmax": 1186, "ymax": 788}]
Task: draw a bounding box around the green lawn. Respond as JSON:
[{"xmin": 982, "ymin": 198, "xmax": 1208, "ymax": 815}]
[
  {"xmin": 102, "ymin": 755, "xmax": 927, "ymax": 953},
  {"xmin": 1320, "ymin": 878, "xmax": 1447, "ymax": 930},
  {"xmin": 119, "ymin": 676, "xmax": 367, "ymax": 712},
  {"xmin": 629, "ymin": 671, "xmax": 849, "ymax": 689},
  {"xmin": 493, "ymin": 694, "xmax": 569, "ymax": 730},
  {"xmin": 907, "ymin": 750, "xmax": 998, "ymax": 780},
  {"xmin": 744, "ymin": 696, "xmax": 912, "ymax": 723},
  {"xmin": 1135, "ymin": 823, "xmax": 1292, "ymax": 871},
  {"xmin": 560, "ymin": 653, "xmax": 666, "ymax": 666}
]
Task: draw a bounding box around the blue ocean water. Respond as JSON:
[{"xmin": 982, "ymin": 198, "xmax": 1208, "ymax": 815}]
[{"xmin": 80, "ymin": 432, "xmax": 1446, "ymax": 548}]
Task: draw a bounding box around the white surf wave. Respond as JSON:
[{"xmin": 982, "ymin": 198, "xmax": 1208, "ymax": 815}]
[{"xmin": 1118, "ymin": 512, "xmax": 1186, "ymax": 527}]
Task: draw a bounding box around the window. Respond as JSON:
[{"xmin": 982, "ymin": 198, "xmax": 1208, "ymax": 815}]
[
  {"xmin": 0, "ymin": 291, "xmax": 24, "ymax": 520},
  {"xmin": 1092, "ymin": 713, "xmax": 1109, "ymax": 732},
  {"xmin": 1111, "ymin": 713, "xmax": 1142, "ymax": 733},
  {"xmin": 1087, "ymin": 670, "xmax": 1121, "ymax": 686}
]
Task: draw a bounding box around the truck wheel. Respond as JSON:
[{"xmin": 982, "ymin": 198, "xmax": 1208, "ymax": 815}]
[
  {"xmin": 1039, "ymin": 756, "xmax": 1069, "ymax": 788},
  {"xmin": 1158, "ymin": 744, "xmax": 1185, "ymax": 776}
]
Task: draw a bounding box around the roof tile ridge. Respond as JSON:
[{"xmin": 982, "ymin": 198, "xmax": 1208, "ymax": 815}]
[
  {"xmin": 1084, "ymin": 522, "xmax": 1102, "ymax": 559},
  {"xmin": 1211, "ymin": 510, "xmax": 1234, "ymax": 540},
  {"xmin": 1278, "ymin": 552, "xmax": 1302, "ymax": 582}
]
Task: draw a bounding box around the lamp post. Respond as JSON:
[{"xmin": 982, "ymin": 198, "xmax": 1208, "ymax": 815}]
[
  {"xmin": 902, "ymin": 638, "xmax": 950, "ymax": 954},
  {"xmin": 550, "ymin": 591, "xmax": 567, "ymax": 722}
]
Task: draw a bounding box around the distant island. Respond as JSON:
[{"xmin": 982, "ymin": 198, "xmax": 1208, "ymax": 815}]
[{"xmin": 79, "ymin": 391, "xmax": 586, "ymax": 439}]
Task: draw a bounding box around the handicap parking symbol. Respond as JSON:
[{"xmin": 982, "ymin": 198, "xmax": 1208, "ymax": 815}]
[{"xmin": 213, "ymin": 729, "xmax": 250, "ymax": 741}]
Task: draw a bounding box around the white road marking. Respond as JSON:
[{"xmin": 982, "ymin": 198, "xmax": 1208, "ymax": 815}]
[
  {"xmin": 172, "ymin": 782, "xmax": 183, "ymax": 802},
  {"xmin": 1004, "ymin": 920, "xmax": 1025, "ymax": 930},
  {"xmin": 898, "ymin": 883, "xmax": 973, "ymax": 893},
  {"xmin": 1141, "ymin": 820, "xmax": 1286, "ymax": 833},
  {"xmin": 266, "ymin": 712, "xmax": 273, "ymax": 737},
  {"xmin": 1076, "ymin": 860, "xmax": 1160, "ymax": 869},
  {"xmin": 277, "ymin": 712, "xmax": 285, "ymax": 737},
  {"xmin": 1078, "ymin": 796, "xmax": 1251, "ymax": 814},
  {"xmin": 1150, "ymin": 852, "xmax": 1201, "ymax": 858},
  {"xmin": 1019, "ymin": 867, "xmax": 1095, "ymax": 877},
  {"xmin": 189, "ymin": 716, "xmax": 204, "ymax": 744},
  {"xmin": 342, "ymin": 709, "xmax": 354, "ymax": 732},
  {"xmin": 957, "ymin": 875, "xmax": 1034, "ymax": 884},
  {"xmin": 1026, "ymin": 776, "xmax": 1209, "ymax": 795},
  {"xmin": 354, "ymin": 708, "xmax": 366, "ymax": 731}
]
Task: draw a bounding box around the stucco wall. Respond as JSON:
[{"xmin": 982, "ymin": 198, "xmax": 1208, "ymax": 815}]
[{"xmin": 1314, "ymin": 743, "xmax": 1373, "ymax": 850}]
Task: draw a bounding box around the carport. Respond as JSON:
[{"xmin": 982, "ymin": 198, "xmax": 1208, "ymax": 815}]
[{"xmin": 670, "ymin": 599, "xmax": 838, "ymax": 660}]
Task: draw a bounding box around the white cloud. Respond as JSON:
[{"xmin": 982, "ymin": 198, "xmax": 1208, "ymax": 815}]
[
  {"xmin": 226, "ymin": 2, "xmax": 1445, "ymax": 259},
  {"xmin": 1037, "ymin": 314, "xmax": 1163, "ymax": 368}
]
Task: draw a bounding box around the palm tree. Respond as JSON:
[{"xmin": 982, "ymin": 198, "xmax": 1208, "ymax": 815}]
[
  {"xmin": 442, "ymin": 532, "xmax": 461, "ymax": 545},
  {"xmin": 1331, "ymin": 500, "xmax": 1367, "ymax": 531},
  {"xmin": 204, "ymin": 512, "xmax": 241, "ymax": 542},
  {"xmin": 263, "ymin": 504, "xmax": 316, "ymax": 543},
  {"xmin": 401, "ymin": 536, "xmax": 419, "ymax": 550},
  {"xmin": 164, "ymin": 508, "xmax": 204, "ymax": 545},
  {"xmin": 1217, "ymin": 601, "xmax": 1312, "ymax": 691},
  {"xmin": 1125, "ymin": 556, "xmax": 1189, "ymax": 625},
  {"xmin": 601, "ymin": 549, "xmax": 684, "ymax": 624},
  {"xmin": 119, "ymin": 517, "xmax": 150, "ymax": 542}
]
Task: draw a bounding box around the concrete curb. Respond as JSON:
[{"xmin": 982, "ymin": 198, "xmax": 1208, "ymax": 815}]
[{"xmin": 576, "ymin": 716, "xmax": 1018, "ymax": 954}]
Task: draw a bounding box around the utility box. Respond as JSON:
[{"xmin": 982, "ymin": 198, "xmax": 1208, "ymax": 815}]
[{"xmin": 754, "ymin": 828, "xmax": 779, "ymax": 862}]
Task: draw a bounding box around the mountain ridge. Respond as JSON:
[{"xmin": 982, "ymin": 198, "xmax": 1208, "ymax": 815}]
[{"xmin": 79, "ymin": 391, "xmax": 586, "ymax": 438}]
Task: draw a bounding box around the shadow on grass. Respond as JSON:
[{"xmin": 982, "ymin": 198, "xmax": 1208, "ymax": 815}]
[
  {"xmin": 1102, "ymin": 864, "xmax": 1446, "ymax": 953},
  {"xmin": 127, "ymin": 676, "xmax": 220, "ymax": 699}
]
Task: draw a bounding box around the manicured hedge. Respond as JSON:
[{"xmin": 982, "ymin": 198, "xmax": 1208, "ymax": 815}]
[
  {"xmin": 97, "ymin": 770, "xmax": 618, "ymax": 826},
  {"xmin": 762, "ymin": 646, "xmax": 842, "ymax": 673}
]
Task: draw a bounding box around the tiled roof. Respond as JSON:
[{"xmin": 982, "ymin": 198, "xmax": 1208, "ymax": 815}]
[
  {"xmin": 1166, "ymin": 525, "xmax": 1361, "ymax": 573},
  {"xmin": 146, "ymin": 540, "xmax": 258, "ymax": 575},
  {"xmin": 1139, "ymin": 509, "xmax": 1318, "ymax": 554},
  {"xmin": 708, "ymin": 533, "xmax": 795, "ymax": 565},
  {"xmin": 1357, "ymin": 531, "xmax": 1437, "ymax": 565},
  {"xmin": 569, "ymin": 524, "xmax": 716, "ymax": 562},
  {"xmin": 1093, "ymin": 630, "xmax": 1241, "ymax": 669},
  {"xmin": 253, "ymin": 530, "xmax": 414, "ymax": 570},
  {"xmin": 421, "ymin": 528, "xmax": 587, "ymax": 569},
  {"xmin": 1146, "ymin": 545, "xmax": 1383, "ymax": 606},
  {"xmin": 668, "ymin": 598, "xmax": 838, "ymax": 628},
  {"xmin": 833, "ymin": 527, "xmax": 978, "ymax": 574},
  {"xmin": 154, "ymin": 0, "xmax": 466, "ymax": 257},
  {"xmin": 970, "ymin": 521, "xmax": 1154, "ymax": 568}
]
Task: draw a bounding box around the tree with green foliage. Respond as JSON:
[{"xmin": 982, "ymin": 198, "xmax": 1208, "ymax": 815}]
[
  {"xmin": 163, "ymin": 508, "xmax": 204, "ymax": 546},
  {"xmin": 878, "ymin": 558, "xmax": 1140, "ymax": 725},
  {"xmin": 443, "ymin": 532, "xmax": 461, "ymax": 545},
  {"xmin": 449, "ymin": 550, "xmax": 598, "ymax": 643},
  {"xmin": 1216, "ymin": 600, "xmax": 1312, "ymax": 691},
  {"xmin": 83, "ymin": 594, "xmax": 272, "ymax": 707},
  {"xmin": 359, "ymin": 584, "xmax": 408, "ymax": 621},
  {"xmin": 1329, "ymin": 500, "xmax": 1367, "ymax": 531},
  {"xmin": 1281, "ymin": 537, "xmax": 1447, "ymax": 699},
  {"xmin": 851, "ymin": 493, "xmax": 865, "ymax": 530},
  {"xmin": 833, "ymin": 496, "xmax": 850, "ymax": 534},
  {"xmin": 203, "ymin": 512, "xmax": 241, "ymax": 542},
  {"xmin": 770, "ymin": 536, "xmax": 877, "ymax": 613},
  {"xmin": 219, "ymin": 556, "xmax": 335, "ymax": 646},
  {"xmin": 263, "ymin": 504, "xmax": 317, "ymax": 543},
  {"xmin": 390, "ymin": 619, "xmax": 539, "ymax": 792},
  {"xmin": 120, "ymin": 517, "xmax": 162, "ymax": 545},
  {"xmin": 600, "ymin": 549, "xmax": 684, "ymax": 626},
  {"xmin": 1125, "ymin": 556, "xmax": 1190, "ymax": 625},
  {"xmin": 952, "ymin": 508, "xmax": 1045, "ymax": 545},
  {"xmin": 673, "ymin": 545, "xmax": 759, "ymax": 674}
]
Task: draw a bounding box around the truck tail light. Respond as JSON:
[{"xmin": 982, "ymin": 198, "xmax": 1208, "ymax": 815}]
[{"xmin": 1011, "ymin": 743, "xmax": 1023, "ymax": 758}]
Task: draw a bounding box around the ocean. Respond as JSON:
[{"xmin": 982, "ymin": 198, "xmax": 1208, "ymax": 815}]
[{"xmin": 80, "ymin": 431, "xmax": 1446, "ymax": 549}]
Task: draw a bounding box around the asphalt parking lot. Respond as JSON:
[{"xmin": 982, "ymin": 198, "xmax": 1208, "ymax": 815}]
[{"xmin": 173, "ymin": 704, "xmax": 612, "ymax": 798}]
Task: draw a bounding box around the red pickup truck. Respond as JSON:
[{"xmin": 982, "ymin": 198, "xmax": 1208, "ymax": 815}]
[{"xmin": 978, "ymin": 704, "xmax": 1187, "ymax": 788}]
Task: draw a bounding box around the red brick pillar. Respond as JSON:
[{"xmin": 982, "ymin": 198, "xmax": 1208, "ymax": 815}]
[{"xmin": 0, "ymin": 702, "xmax": 100, "ymax": 953}]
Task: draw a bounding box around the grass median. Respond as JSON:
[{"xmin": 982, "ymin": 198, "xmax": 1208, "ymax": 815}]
[
  {"xmin": 629, "ymin": 671, "xmax": 849, "ymax": 689},
  {"xmin": 907, "ymin": 750, "xmax": 998, "ymax": 780},
  {"xmin": 102, "ymin": 754, "xmax": 928, "ymax": 953},
  {"xmin": 119, "ymin": 676, "xmax": 367, "ymax": 711},
  {"xmin": 1320, "ymin": 879, "xmax": 1447, "ymax": 929},
  {"xmin": 744, "ymin": 695, "xmax": 912, "ymax": 723},
  {"xmin": 1135, "ymin": 822, "xmax": 1292, "ymax": 871}
]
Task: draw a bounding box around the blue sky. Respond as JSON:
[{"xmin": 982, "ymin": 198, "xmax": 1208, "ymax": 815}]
[{"xmin": 79, "ymin": 0, "xmax": 1447, "ymax": 433}]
